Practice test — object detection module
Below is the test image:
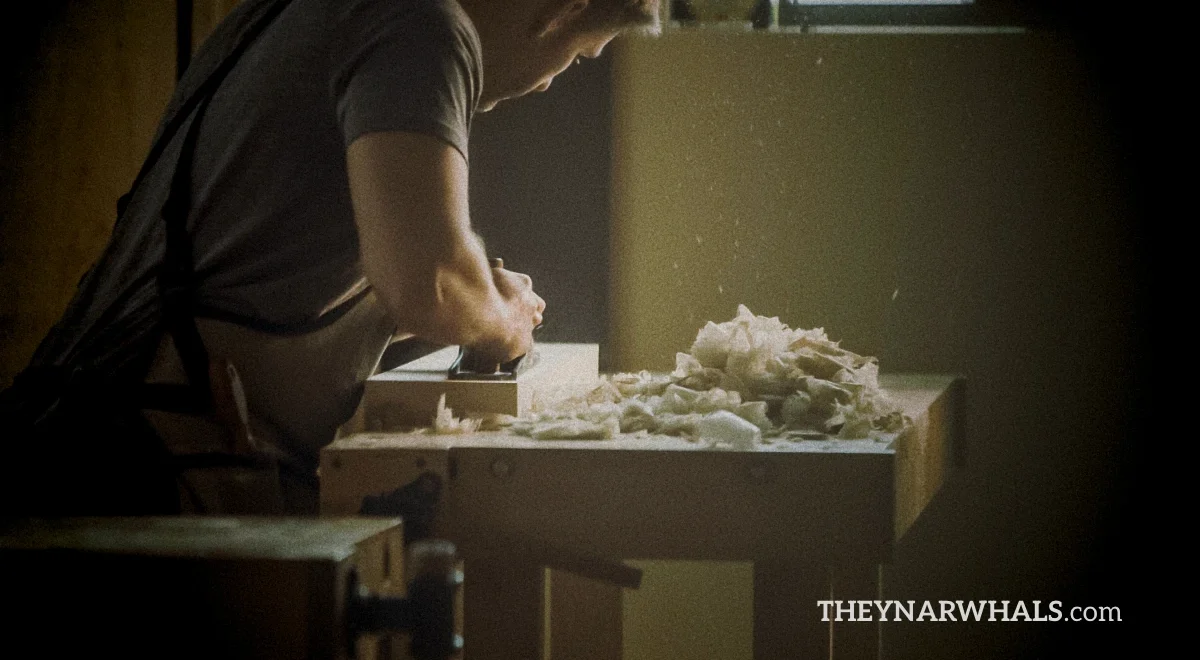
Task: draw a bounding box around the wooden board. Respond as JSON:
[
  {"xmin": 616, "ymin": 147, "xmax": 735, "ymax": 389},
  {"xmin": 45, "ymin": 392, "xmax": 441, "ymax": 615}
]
[
  {"xmin": 349, "ymin": 343, "xmax": 599, "ymax": 432},
  {"xmin": 0, "ymin": 516, "xmax": 401, "ymax": 561}
]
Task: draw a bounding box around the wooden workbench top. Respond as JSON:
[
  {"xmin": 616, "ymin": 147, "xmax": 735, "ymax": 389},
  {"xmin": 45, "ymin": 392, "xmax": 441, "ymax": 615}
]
[
  {"xmin": 333, "ymin": 373, "xmax": 953, "ymax": 454},
  {"xmin": 321, "ymin": 373, "xmax": 963, "ymax": 562}
]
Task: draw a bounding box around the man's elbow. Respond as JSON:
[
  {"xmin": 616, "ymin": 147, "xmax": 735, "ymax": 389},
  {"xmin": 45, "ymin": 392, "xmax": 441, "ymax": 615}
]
[
  {"xmin": 366, "ymin": 262, "xmax": 490, "ymax": 346},
  {"xmin": 365, "ymin": 260, "xmax": 441, "ymax": 334}
]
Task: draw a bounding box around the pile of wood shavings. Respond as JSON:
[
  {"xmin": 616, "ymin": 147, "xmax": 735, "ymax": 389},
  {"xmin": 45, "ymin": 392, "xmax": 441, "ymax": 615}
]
[
  {"xmin": 437, "ymin": 305, "xmax": 909, "ymax": 445},
  {"xmin": 432, "ymin": 394, "xmax": 482, "ymax": 434}
]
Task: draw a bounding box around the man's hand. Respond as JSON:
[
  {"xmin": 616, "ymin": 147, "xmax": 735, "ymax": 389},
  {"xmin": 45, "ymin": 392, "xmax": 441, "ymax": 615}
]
[
  {"xmin": 478, "ymin": 264, "xmax": 545, "ymax": 362},
  {"xmin": 346, "ymin": 131, "xmax": 543, "ymax": 360}
]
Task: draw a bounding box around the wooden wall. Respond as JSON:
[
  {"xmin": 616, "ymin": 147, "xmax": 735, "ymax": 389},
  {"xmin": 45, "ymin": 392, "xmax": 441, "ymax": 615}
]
[
  {"xmin": 610, "ymin": 26, "xmax": 1146, "ymax": 660},
  {"xmin": 0, "ymin": 0, "xmax": 244, "ymax": 387},
  {"xmin": 2, "ymin": 1, "xmax": 167, "ymax": 385}
]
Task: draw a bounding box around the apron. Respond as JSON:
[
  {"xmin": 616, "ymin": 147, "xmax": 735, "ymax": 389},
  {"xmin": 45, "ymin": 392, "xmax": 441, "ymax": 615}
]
[
  {"xmin": 137, "ymin": 0, "xmax": 397, "ymax": 514},
  {"xmin": 143, "ymin": 293, "xmax": 396, "ymax": 514}
]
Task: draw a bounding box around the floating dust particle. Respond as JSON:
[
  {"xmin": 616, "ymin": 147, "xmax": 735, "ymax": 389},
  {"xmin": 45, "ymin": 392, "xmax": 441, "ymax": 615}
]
[
  {"xmin": 695, "ymin": 235, "xmax": 703, "ymax": 245},
  {"xmin": 892, "ymin": 289, "xmax": 899, "ymax": 301}
]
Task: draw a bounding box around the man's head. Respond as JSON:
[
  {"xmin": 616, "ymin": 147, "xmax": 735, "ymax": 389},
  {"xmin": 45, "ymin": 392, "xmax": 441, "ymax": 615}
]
[{"xmin": 459, "ymin": 0, "xmax": 660, "ymax": 111}]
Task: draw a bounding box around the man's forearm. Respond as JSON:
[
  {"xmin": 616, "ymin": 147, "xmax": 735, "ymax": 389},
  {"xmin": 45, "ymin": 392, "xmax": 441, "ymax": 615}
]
[
  {"xmin": 347, "ymin": 131, "xmax": 536, "ymax": 361},
  {"xmin": 367, "ymin": 229, "xmax": 527, "ymax": 357}
]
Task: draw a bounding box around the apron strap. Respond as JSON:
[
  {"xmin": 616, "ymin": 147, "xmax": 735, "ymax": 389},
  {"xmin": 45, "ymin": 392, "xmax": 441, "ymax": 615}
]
[
  {"xmin": 137, "ymin": 0, "xmax": 294, "ymax": 414},
  {"xmin": 156, "ymin": 93, "xmax": 217, "ymax": 408},
  {"xmin": 117, "ymin": 0, "xmax": 294, "ymax": 219}
]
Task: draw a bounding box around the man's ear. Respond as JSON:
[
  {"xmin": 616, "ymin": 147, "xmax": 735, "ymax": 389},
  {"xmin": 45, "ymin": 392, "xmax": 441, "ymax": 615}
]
[{"xmin": 535, "ymin": 0, "xmax": 590, "ymax": 37}]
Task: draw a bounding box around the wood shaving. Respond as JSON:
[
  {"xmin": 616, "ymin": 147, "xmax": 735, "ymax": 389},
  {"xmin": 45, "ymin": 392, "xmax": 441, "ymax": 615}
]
[
  {"xmin": 431, "ymin": 393, "xmax": 481, "ymax": 434},
  {"xmin": 431, "ymin": 305, "xmax": 910, "ymax": 443}
]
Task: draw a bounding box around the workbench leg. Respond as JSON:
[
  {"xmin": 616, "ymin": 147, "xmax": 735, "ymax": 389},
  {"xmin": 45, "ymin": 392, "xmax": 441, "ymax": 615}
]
[
  {"xmin": 549, "ymin": 569, "xmax": 623, "ymax": 660},
  {"xmin": 462, "ymin": 554, "xmax": 546, "ymax": 660},
  {"xmin": 753, "ymin": 561, "xmax": 829, "ymax": 660},
  {"xmin": 829, "ymin": 564, "xmax": 882, "ymax": 660}
]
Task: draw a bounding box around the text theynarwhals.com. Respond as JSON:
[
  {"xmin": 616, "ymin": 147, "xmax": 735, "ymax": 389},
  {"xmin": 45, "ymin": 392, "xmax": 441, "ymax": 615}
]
[{"xmin": 817, "ymin": 600, "xmax": 1121, "ymax": 623}]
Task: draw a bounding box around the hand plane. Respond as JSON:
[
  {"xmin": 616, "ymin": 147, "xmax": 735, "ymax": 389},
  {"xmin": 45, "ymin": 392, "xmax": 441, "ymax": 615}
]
[
  {"xmin": 447, "ymin": 346, "xmax": 536, "ymax": 381},
  {"xmin": 373, "ymin": 257, "xmax": 540, "ymax": 381},
  {"xmin": 446, "ymin": 257, "xmax": 539, "ymax": 381}
]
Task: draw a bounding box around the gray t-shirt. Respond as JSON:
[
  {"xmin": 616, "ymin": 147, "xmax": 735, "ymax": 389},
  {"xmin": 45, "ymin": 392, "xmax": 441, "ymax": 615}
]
[
  {"xmin": 32, "ymin": 0, "xmax": 482, "ymax": 370},
  {"xmin": 192, "ymin": 0, "xmax": 482, "ymax": 327}
]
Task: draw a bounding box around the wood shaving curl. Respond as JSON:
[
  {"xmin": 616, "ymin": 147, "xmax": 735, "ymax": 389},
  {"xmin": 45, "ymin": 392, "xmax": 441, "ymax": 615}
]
[{"xmin": 432, "ymin": 306, "xmax": 911, "ymax": 443}]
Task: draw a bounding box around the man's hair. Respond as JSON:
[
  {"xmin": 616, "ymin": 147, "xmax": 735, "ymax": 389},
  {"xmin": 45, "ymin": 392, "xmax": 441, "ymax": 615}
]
[{"xmin": 582, "ymin": 0, "xmax": 662, "ymax": 35}]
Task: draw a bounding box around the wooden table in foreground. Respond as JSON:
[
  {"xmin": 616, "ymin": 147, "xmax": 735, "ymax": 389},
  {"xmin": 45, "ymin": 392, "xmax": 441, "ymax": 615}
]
[
  {"xmin": 0, "ymin": 517, "xmax": 408, "ymax": 659},
  {"xmin": 321, "ymin": 374, "xmax": 964, "ymax": 660}
]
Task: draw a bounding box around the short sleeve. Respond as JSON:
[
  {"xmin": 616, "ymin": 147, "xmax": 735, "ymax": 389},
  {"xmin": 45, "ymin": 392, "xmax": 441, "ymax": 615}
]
[{"xmin": 330, "ymin": 0, "xmax": 482, "ymax": 161}]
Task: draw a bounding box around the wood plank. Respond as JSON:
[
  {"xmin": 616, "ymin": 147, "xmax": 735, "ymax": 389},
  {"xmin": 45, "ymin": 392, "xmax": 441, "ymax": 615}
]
[
  {"xmin": 445, "ymin": 447, "xmax": 894, "ymax": 561},
  {"xmin": 359, "ymin": 343, "xmax": 599, "ymax": 431}
]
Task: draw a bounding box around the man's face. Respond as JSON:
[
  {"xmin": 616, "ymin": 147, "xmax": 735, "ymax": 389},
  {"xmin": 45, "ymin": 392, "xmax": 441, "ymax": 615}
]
[{"xmin": 479, "ymin": 24, "xmax": 622, "ymax": 111}]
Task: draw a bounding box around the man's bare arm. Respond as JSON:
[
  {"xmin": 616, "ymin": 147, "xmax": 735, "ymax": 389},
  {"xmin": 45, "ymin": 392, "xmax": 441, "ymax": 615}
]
[{"xmin": 346, "ymin": 131, "xmax": 543, "ymax": 362}]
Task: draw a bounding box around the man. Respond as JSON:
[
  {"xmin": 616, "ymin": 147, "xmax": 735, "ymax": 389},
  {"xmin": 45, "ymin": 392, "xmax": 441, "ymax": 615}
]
[{"xmin": 1, "ymin": 0, "xmax": 659, "ymax": 515}]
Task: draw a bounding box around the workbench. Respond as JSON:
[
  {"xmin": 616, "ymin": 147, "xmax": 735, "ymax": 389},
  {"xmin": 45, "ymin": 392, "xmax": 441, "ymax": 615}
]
[{"xmin": 321, "ymin": 373, "xmax": 963, "ymax": 660}]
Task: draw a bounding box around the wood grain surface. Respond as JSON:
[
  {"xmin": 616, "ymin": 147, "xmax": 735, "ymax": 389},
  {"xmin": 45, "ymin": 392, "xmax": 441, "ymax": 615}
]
[
  {"xmin": 354, "ymin": 343, "xmax": 600, "ymax": 432},
  {"xmin": 324, "ymin": 374, "xmax": 962, "ymax": 560}
]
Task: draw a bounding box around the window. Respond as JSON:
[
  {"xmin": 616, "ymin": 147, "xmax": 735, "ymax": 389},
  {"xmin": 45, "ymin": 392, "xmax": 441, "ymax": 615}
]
[{"xmin": 668, "ymin": 0, "xmax": 1030, "ymax": 33}]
